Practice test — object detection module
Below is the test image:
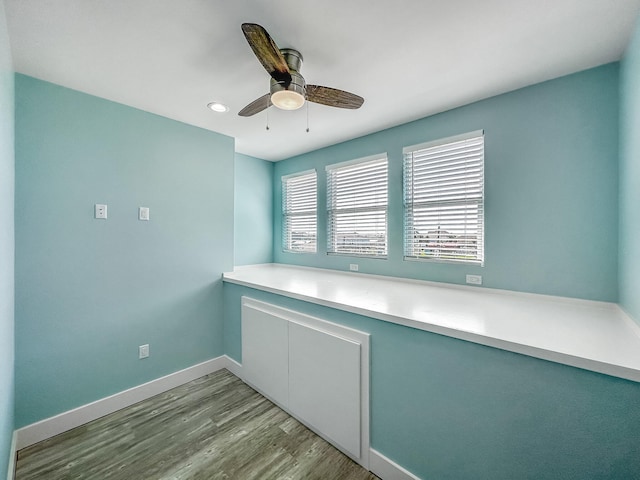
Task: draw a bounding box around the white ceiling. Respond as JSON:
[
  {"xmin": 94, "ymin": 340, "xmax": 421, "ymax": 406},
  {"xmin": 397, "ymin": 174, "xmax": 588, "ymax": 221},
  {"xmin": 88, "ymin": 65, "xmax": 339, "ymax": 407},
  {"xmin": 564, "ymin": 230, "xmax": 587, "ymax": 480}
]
[{"xmin": 5, "ymin": 0, "xmax": 640, "ymax": 161}]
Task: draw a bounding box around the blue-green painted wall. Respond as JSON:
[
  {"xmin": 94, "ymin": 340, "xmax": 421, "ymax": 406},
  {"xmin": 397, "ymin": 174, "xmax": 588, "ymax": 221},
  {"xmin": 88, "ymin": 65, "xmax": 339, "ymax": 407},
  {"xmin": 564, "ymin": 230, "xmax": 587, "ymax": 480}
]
[
  {"xmin": 224, "ymin": 283, "xmax": 640, "ymax": 480},
  {"xmin": 274, "ymin": 65, "xmax": 620, "ymax": 302},
  {"xmin": 620, "ymin": 15, "xmax": 640, "ymax": 325},
  {"xmin": 14, "ymin": 75, "xmax": 235, "ymax": 427},
  {"xmin": 0, "ymin": 2, "xmax": 14, "ymax": 476},
  {"xmin": 234, "ymin": 153, "xmax": 273, "ymax": 266}
]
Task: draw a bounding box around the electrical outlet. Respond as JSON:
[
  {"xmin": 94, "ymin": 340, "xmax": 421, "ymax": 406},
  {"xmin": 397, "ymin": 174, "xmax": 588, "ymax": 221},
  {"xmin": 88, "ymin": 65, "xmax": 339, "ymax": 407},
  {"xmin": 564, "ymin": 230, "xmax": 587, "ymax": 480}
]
[
  {"xmin": 466, "ymin": 274, "xmax": 482, "ymax": 285},
  {"xmin": 139, "ymin": 344, "xmax": 149, "ymax": 359},
  {"xmin": 139, "ymin": 207, "xmax": 149, "ymax": 221},
  {"xmin": 95, "ymin": 204, "xmax": 107, "ymax": 219},
  {"xmin": 349, "ymin": 264, "xmax": 359, "ymax": 271}
]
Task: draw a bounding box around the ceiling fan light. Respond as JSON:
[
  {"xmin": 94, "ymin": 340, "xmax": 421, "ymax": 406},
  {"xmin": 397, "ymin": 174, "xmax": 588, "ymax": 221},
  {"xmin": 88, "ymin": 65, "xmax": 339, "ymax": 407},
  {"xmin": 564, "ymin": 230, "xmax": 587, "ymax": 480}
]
[{"xmin": 271, "ymin": 90, "xmax": 305, "ymax": 110}]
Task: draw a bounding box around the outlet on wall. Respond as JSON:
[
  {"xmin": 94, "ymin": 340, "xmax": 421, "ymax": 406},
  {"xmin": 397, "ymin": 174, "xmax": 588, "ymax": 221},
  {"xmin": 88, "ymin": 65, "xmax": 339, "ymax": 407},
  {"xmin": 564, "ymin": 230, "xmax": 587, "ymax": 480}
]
[
  {"xmin": 466, "ymin": 274, "xmax": 482, "ymax": 285},
  {"xmin": 139, "ymin": 344, "xmax": 149, "ymax": 359},
  {"xmin": 138, "ymin": 206, "xmax": 149, "ymax": 221},
  {"xmin": 349, "ymin": 264, "xmax": 359, "ymax": 272},
  {"xmin": 94, "ymin": 204, "xmax": 107, "ymax": 219}
]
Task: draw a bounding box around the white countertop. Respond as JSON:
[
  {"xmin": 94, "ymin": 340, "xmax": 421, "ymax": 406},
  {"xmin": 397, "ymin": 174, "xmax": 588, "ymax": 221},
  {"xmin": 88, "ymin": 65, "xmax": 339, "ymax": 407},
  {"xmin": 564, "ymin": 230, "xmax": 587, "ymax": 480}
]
[{"xmin": 223, "ymin": 264, "xmax": 640, "ymax": 383}]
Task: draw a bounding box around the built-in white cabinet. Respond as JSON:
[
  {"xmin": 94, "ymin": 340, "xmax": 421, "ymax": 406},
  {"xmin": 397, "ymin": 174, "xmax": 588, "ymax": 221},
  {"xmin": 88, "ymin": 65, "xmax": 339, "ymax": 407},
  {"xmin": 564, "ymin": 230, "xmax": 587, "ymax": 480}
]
[
  {"xmin": 241, "ymin": 304, "xmax": 289, "ymax": 408},
  {"xmin": 241, "ymin": 297, "xmax": 370, "ymax": 467}
]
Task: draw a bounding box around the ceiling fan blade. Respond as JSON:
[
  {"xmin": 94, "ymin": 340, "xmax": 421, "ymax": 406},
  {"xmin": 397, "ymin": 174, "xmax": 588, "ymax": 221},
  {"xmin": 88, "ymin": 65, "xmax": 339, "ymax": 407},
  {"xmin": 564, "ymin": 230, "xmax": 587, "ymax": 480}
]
[
  {"xmin": 306, "ymin": 85, "xmax": 364, "ymax": 109},
  {"xmin": 238, "ymin": 93, "xmax": 272, "ymax": 117},
  {"xmin": 241, "ymin": 23, "xmax": 292, "ymax": 85}
]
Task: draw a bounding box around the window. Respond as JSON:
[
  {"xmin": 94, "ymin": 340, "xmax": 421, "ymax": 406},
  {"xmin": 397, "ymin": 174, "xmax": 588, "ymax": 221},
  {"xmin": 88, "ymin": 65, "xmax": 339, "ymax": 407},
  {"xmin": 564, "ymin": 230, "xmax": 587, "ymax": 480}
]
[
  {"xmin": 403, "ymin": 131, "xmax": 484, "ymax": 264},
  {"xmin": 282, "ymin": 170, "xmax": 317, "ymax": 253},
  {"xmin": 326, "ymin": 154, "xmax": 388, "ymax": 257}
]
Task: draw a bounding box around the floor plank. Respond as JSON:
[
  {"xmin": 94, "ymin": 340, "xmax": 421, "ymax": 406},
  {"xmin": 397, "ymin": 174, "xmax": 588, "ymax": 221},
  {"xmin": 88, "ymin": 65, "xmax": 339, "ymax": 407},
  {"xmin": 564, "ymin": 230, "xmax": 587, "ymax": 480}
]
[{"xmin": 15, "ymin": 370, "xmax": 378, "ymax": 480}]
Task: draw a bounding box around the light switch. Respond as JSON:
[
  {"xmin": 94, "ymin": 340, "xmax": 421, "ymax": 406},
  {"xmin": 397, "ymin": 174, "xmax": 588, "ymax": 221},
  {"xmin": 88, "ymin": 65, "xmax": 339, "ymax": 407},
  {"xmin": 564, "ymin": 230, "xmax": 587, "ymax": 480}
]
[
  {"xmin": 139, "ymin": 207, "xmax": 149, "ymax": 221},
  {"xmin": 95, "ymin": 204, "xmax": 107, "ymax": 219}
]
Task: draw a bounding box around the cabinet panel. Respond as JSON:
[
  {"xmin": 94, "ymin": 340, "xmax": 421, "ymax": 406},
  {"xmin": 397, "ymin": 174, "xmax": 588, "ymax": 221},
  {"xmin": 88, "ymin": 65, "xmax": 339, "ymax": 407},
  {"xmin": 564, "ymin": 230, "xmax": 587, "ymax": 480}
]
[
  {"xmin": 288, "ymin": 322, "xmax": 362, "ymax": 458},
  {"xmin": 241, "ymin": 305, "xmax": 289, "ymax": 408},
  {"xmin": 240, "ymin": 297, "xmax": 370, "ymax": 468}
]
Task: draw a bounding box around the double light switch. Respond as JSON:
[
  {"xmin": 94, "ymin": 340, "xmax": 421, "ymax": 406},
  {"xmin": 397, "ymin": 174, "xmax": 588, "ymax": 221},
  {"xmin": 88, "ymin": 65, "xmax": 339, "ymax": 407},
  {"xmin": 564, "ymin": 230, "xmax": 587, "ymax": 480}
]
[{"xmin": 94, "ymin": 204, "xmax": 150, "ymax": 220}]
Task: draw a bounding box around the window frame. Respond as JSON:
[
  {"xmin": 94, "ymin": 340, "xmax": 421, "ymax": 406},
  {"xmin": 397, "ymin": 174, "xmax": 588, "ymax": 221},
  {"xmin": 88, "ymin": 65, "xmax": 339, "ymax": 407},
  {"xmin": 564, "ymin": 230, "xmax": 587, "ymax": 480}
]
[
  {"xmin": 403, "ymin": 130, "xmax": 485, "ymax": 265},
  {"xmin": 326, "ymin": 153, "xmax": 389, "ymax": 259},
  {"xmin": 282, "ymin": 169, "xmax": 318, "ymax": 254}
]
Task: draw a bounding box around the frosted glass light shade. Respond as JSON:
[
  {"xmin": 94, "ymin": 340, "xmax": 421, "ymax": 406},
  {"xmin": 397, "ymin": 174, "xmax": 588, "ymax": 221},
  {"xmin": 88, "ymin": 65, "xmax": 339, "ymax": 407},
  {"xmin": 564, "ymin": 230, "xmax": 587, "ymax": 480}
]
[{"xmin": 271, "ymin": 90, "xmax": 305, "ymax": 110}]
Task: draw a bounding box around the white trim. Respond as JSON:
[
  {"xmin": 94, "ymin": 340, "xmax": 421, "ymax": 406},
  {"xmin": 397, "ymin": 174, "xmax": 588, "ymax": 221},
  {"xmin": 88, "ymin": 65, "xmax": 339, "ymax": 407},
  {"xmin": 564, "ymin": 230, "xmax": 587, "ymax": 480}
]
[
  {"xmin": 369, "ymin": 448, "xmax": 421, "ymax": 480},
  {"xmin": 6, "ymin": 431, "xmax": 16, "ymax": 480},
  {"xmin": 223, "ymin": 354, "xmax": 243, "ymax": 377},
  {"xmin": 8, "ymin": 351, "xmax": 419, "ymax": 480},
  {"xmin": 402, "ymin": 129, "xmax": 484, "ymax": 154},
  {"xmin": 16, "ymin": 356, "xmax": 227, "ymax": 450}
]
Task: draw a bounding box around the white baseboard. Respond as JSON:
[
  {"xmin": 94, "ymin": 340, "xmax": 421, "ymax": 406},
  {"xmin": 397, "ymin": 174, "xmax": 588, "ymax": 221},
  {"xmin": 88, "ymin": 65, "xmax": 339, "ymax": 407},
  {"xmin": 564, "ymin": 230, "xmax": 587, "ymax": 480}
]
[
  {"xmin": 11, "ymin": 355, "xmax": 419, "ymax": 480},
  {"xmin": 370, "ymin": 448, "xmax": 421, "ymax": 480},
  {"xmin": 6, "ymin": 431, "xmax": 16, "ymax": 480},
  {"xmin": 16, "ymin": 356, "xmax": 228, "ymax": 450},
  {"xmin": 224, "ymin": 355, "xmax": 243, "ymax": 377}
]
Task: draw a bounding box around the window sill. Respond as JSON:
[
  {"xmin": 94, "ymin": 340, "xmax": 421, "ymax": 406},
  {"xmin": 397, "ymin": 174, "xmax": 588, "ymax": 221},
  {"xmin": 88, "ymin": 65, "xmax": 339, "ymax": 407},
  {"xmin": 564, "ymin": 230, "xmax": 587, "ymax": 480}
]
[{"xmin": 223, "ymin": 263, "xmax": 640, "ymax": 383}]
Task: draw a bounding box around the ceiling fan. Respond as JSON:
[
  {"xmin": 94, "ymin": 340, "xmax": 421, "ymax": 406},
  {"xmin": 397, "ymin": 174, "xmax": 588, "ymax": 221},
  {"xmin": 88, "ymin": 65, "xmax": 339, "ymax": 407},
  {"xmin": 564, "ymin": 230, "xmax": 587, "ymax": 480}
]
[{"xmin": 238, "ymin": 23, "xmax": 364, "ymax": 117}]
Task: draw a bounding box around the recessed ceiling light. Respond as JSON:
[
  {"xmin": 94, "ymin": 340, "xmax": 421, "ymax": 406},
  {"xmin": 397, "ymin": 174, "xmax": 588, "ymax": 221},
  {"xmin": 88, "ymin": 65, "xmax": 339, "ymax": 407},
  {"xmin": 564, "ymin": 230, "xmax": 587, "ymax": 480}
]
[{"xmin": 207, "ymin": 102, "xmax": 229, "ymax": 113}]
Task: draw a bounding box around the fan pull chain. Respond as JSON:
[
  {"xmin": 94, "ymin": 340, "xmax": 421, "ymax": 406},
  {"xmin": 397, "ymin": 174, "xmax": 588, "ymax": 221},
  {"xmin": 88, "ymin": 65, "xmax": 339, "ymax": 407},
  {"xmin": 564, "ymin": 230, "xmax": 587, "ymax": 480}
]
[
  {"xmin": 266, "ymin": 108, "xmax": 270, "ymax": 131},
  {"xmin": 306, "ymin": 101, "xmax": 310, "ymax": 133}
]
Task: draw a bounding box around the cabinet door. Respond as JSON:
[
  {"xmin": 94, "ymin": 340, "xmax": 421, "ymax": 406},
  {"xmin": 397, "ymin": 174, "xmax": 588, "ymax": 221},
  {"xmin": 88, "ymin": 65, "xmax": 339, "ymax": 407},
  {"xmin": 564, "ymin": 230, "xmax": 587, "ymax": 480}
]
[
  {"xmin": 288, "ymin": 322, "xmax": 361, "ymax": 458},
  {"xmin": 241, "ymin": 305, "xmax": 289, "ymax": 408}
]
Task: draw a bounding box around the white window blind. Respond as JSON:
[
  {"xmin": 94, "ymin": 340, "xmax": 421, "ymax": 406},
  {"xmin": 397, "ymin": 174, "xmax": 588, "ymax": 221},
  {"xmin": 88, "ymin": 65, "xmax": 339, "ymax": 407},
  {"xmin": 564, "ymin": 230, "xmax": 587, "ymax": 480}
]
[
  {"xmin": 282, "ymin": 170, "xmax": 317, "ymax": 253},
  {"xmin": 403, "ymin": 131, "xmax": 484, "ymax": 264},
  {"xmin": 326, "ymin": 154, "xmax": 388, "ymax": 257}
]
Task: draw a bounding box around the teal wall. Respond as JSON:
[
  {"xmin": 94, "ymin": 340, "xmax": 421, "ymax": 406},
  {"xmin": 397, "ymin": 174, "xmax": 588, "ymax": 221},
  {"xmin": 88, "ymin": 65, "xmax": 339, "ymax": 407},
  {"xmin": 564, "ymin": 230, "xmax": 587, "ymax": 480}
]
[
  {"xmin": 0, "ymin": 2, "xmax": 14, "ymax": 476},
  {"xmin": 273, "ymin": 65, "xmax": 620, "ymax": 302},
  {"xmin": 620, "ymin": 15, "xmax": 640, "ymax": 325},
  {"xmin": 4, "ymin": 16, "xmax": 637, "ymax": 480},
  {"xmin": 224, "ymin": 283, "xmax": 640, "ymax": 480},
  {"xmin": 14, "ymin": 75, "xmax": 235, "ymax": 427},
  {"xmin": 234, "ymin": 153, "xmax": 274, "ymax": 266}
]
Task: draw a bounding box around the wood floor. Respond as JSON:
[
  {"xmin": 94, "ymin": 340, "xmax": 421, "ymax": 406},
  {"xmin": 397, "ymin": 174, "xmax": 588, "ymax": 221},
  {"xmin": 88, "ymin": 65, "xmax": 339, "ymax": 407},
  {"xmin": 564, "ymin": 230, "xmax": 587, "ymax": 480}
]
[{"xmin": 15, "ymin": 369, "xmax": 379, "ymax": 480}]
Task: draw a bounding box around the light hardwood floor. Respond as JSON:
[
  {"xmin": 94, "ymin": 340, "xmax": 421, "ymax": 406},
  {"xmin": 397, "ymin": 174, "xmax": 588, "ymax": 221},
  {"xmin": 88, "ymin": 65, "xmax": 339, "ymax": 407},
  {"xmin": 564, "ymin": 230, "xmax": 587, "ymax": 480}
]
[{"xmin": 15, "ymin": 369, "xmax": 379, "ymax": 480}]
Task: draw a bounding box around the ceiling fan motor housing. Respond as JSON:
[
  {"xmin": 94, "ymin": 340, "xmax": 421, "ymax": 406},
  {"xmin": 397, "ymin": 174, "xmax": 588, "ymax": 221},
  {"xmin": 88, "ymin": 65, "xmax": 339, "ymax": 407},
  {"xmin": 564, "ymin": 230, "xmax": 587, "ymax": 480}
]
[{"xmin": 270, "ymin": 49, "xmax": 306, "ymax": 109}]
